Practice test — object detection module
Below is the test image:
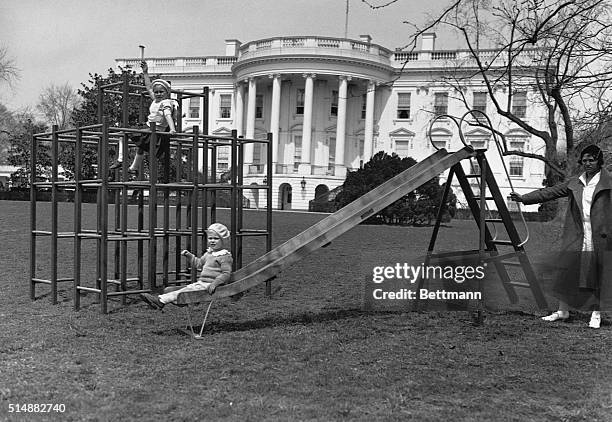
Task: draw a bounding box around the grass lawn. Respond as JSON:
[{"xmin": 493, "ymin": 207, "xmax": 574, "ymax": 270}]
[{"xmin": 0, "ymin": 199, "xmax": 611, "ymax": 421}]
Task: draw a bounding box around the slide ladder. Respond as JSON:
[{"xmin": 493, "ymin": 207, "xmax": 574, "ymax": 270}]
[{"xmin": 419, "ymin": 111, "xmax": 547, "ymax": 316}]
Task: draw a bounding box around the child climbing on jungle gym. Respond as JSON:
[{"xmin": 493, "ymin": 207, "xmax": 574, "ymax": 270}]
[{"xmin": 110, "ymin": 60, "xmax": 178, "ymax": 178}]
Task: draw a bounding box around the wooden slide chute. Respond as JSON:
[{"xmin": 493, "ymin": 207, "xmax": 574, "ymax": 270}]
[{"xmin": 175, "ymin": 147, "xmax": 474, "ymax": 305}]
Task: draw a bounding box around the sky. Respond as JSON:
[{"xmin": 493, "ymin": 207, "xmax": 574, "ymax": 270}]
[{"xmin": 1, "ymin": 0, "xmax": 453, "ymax": 112}]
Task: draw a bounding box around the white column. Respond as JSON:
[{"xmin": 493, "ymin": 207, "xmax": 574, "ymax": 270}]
[
  {"xmin": 364, "ymin": 80, "xmax": 376, "ymax": 161},
  {"xmin": 245, "ymin": 77, "xmax": 257, "ymax": 165},
  {"xmin": 299, "ymin": 73, "xmax": 315, "ymax": 174},
  {"xmin": 235, "ymin": 82, "xmax": 245, "ymax": 137},
  {"xmin": 335, "ymin": 75, "xmax": 350, "ymax": 178},
  {"xmin": 269, "ymin": 74, "xmax": 281, "ymax": 168}
]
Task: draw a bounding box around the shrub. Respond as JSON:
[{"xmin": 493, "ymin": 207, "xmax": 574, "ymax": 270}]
[{"xmin": 334, "ymin": 151, "xmax": 454, "ymax": 226}]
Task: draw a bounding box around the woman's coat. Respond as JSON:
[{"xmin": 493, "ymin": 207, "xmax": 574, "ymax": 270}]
[{"xmin": 521, "ymin": 168, "xmax": 612, "ymax": 310}]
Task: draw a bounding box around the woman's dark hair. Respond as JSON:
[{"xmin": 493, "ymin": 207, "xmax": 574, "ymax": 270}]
[{"xmin": 579, "ymin": 144, "xmax": 604, "ymax": 166}]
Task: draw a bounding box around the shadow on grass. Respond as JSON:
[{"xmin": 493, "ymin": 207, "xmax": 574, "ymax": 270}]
[
  {"xmin": 152, "ymin": 307, "xmax": 373, "ymax": 336},
  {"xmin": 33, "ymin": 290, "xmax": 148, "ymax": 314},
  {"xmin": 151, "ymin": 307, "xmax": 547, "ymax": 337},
  {"xmin": 178, "ymin": 308, "xmax": 607, "ymax": 338},
  {"xmin": 32, "ymin": 290, "xmax": 72, "ymax": 303}
]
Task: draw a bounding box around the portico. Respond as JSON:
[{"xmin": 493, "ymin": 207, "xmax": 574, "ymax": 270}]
[{"xmin": 235, "ymin": 72, "xmax": 381, "ymax": 179}]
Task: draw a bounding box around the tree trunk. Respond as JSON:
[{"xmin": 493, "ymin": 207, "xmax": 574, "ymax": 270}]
[{"xmin": 544, "ymin": 142, "xmax": 562, "ymax": 186}]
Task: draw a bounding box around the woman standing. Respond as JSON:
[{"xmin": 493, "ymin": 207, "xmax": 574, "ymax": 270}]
[{"xmin": 510, "ymin": 144, "xmax": 611, "ymax": 329}]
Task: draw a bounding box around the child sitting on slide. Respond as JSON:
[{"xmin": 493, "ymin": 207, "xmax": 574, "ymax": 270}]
[{"xmin": 140, "ymin": 223, "xmax": 232, "ymax": 310}]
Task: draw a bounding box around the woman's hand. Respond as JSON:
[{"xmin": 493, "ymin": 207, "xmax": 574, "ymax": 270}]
[
  {"xmin": 509, "ymin": 192, "xmax": 523, "ymax": 202},
  {"xmin": 141, "ymin": 61, "xmax": 148, "ymax": 73}
]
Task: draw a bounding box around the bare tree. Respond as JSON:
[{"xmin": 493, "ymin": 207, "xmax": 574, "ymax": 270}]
[
  {"xmin": 0, "ymin": 103, "xmax": 15, "ymax": 165},
  {"xmin": 0, "ymin": 45, "xmax": 19, "ymax": 86},
  {"xmin": 37, "ymin": 82, "xmax": 80, "ymax": 129},
  {"xmin": 404, "ymin": 0, "xmax": 612, "ymax": 184}
]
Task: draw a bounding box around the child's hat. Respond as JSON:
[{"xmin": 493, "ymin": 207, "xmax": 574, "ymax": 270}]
[
  {"xmin": 207, "ymin": 223, "xmax": 230, "ymax": 239},
  {"xmin": 151, "ymin": 79, "xmax": 171, "ymax": 94}
]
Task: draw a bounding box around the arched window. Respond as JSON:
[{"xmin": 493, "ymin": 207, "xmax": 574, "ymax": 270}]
[
  {"xmin": 389, "ymin": 128, "xmax": 416, "ymax": 158},
  {"xmin": 428, "ymin": 127, "xmax": 452, "ymax": 150},
  {"xmin": 314, "ymin": 184, "xmax": 330, "ymax": 201}
]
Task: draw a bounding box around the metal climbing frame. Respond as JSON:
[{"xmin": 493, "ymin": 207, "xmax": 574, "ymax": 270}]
[
  {"xmin": 29, "ymin": 76, "xmax": 273, "ymax": 313},
  {"xmin": 417, "ymin": 110, "xmax": 547, "ymax": 314}
]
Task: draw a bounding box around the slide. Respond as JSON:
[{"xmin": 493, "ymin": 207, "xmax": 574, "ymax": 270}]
[{"xmin": 177, "ymin": 147, "xmax": 474, "ymax": 304}]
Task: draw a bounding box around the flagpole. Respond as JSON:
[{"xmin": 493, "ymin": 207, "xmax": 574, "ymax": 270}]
[{"xmin": 344, "ymin": 0, "xmax": 349, "ymax": 38}]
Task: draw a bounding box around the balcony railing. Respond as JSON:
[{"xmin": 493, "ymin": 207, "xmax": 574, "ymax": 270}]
[
  {"xmin": 237, "ymin": 36, "xmax": 393, "ymax": 68},
  {"xmin": 185, "ymin": 58, "xmax": 206, "ymax": 66},
  {"xmin": 245, "ymin": 163, "xmax": 340, "ymax": 177},
  {"xmin": 432, "ymin": 51, "xmax": 457, "ymax": 60},
  {"xmin": 392, "ymin": 48, "xmax": 539, "ymax": 68},
  {"xmin": 311, "ymin": 165, "xmax": 335, "ymax": 176},
  {"xmin": 156, "ymin": 59, "xmax": 175, "ymax": 67},
  {"xmin": 317, "ymin": 38, "xmax": 340, "ymax": 48},
  {"xmin": 351, "ymin": 41, "xmax": 369, "ymax": 52},
  {"xmin": 256, "ymin": 40, "xmax": 272, "ymax": 50},
  {"xmin": 217, "ymin": 57, "xmax": 238, "ymax": 66},
  {"xmin": 275, "ymin": 164, "xmax": 291, "ymax": 174},
  {"xmin": 116, "ymin": 37, "xmax": 540, "ymax": 74},
  {"xmin": 115, "ymin": 56, "xmax": 237, "ymax": 73},
  {"xmin": 283, "ymin": 38, "xmax": 306, "ymax": 48}
]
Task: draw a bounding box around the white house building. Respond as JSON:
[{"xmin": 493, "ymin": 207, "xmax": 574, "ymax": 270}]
[{"xmin": 116, "ymin": 33, "xmax": 547, "ymax": 212}]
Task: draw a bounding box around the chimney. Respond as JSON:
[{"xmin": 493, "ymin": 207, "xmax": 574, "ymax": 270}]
[
  {"xmin": 421, "ymin": 33, "xmax": 436, "ymax": 51},
  {"xmin": 225, "ymin": 39, "xmax": 241, "ymax": 56},
  {"xmin": 359, "ymin": 34, "xmax": 372, "ymax": 44}
]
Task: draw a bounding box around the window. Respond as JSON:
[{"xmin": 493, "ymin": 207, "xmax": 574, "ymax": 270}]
[
  {"xmin": 512, "ymin": 92, "xmax": 527, "ymax": 118},
  {"xmin": 470, "ymin": 158, "xmax": 481, "ymax": 175},
  {"xmin": 219, "ymin": 94, "xmax": 232, "ymax": 119},
  {"xmin": 508, "ymin": 140, "xmax": 525, "ymax": 177},
  {"xmin": 507, "ymin": 198, "xmax": 519, "ymax": 212},
  {"xmin": 358, "ymin": 139, "xmax": 364, "ymax": 157},
  {"xmin": 296, "ymin": 89, "xmax": 305, "ymax": 115},
  {"xmin": 397, "ymin": 93, "xmax": 411, "ymax": 119},
  {"xmin": 217, "ymin": 146, "xmax": 229, "ymax": 161},
  {"xmin": 430, "ymin": 132, "xmax": 450, "ymax": 150},
  {"xmin": 361, "ymin": 94, "xmax": 367, "ymax": 119},
  {"xmin": 468, "ymin": 139, "xmax": 487, "ymax": 150},
  {"xmin": 217, "ymin": 146, "xmax": 230, "ymax": 174},
  {"xmin": 509, "ymin": 158, "xmax": 524, "ymax": 176},
  {"xmin": 328, "ymin": 137, "xmax": 336, "ymax": 170},
  {"xmin": 473, "ymin": 92, "xmax": 487, "ymax": 115},
  {"xmin": 255, "ymin": 95, "xmax": 264, "ymax": 119},
  {"xmin": 253, "ymin": 142, "xmax": 262, "ymax": 163},
  {"xmin": 468, "ymin": 155, "xmax": 484, "ymax": 184},
  {"xmin": 395, "ymin": 140, "xmax": 410, "ymax": 157},
  {"xmin": 331, "ymin": 91, "xmax": 338, "ymax": 116},
  {"xmin": 293, "ymin": 135, "xmax": 302, "ymax": 171},
  {"xmin": 434, "ymin": 92, "xmax": 448, "ymax": 116},
  {"xmin": 188, "ymin": 97, "xmax": 200, "ymax": 118}
]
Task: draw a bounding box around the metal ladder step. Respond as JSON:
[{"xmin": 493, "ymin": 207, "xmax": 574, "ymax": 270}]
[
  {"xmin": 508, "ymin": 281, "xmax": 530, "ymax": 288},
  {"xmin": 485, "ymin": 218, "xmax": 503, "ymax": 223},
  {"xmin": 499, "ymin": 261, "xmax": 522, "ymax": 267},
  {"xmin": 492, "ymin": 239, "xmax": 515, "ymax": 246},
  {"xmin": 473, "ymin": 196, "xmax": 494, "ymax": 201}
]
